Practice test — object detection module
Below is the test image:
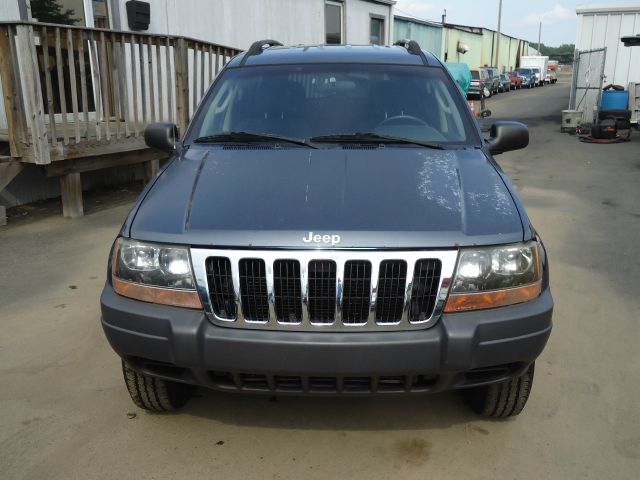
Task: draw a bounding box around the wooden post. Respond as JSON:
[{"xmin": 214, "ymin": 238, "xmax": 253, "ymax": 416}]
[
  {"xmin": 156, "ymin": 42, "xmax": 163, "ymax": 120},
  {"xmin": 88, "ymin": 32, "xmax": 103, "ymax": 141},
  {"xmin": 60, "ymin": 171, "xmax": 83, "ymax": 218},
  {"xmin": 147, "ymin": 38, "xmax": 155, "ymax": 122},
  {"xmin": 144, "ymin": 159, "xmax": 160, "ymax": 182},
  {"xmin": 173, "ymin": 38, "xmax": 189, "ymax": 134},
  {"xmin": 130, "ymin": 34, "xmax": 139, "ymax": 135},
  {"xmin": 41, "ymin": 27, "xmax": 58, "ymax": 147},
  {"xmin": 54, "ymin": 27, "xmax": 69, "ymax": 145},
  {"xmin": 16, "ymin": 24, "xmax": 50, "ymax": 164},
  {"xmin": 119, "ymin": 33, "xmax": 131, "ymax": 137},
  {"xmin": 0, "ymin": 25, "xmax": 28, "ymax": 158},
  {"xmin": 99, "ymin": 31, "xmax": 111, "ymax": 140},
  {"xmin": 77, "ymin": 30, "xmax": 89, "ymax": 140},
  {"xmin": 67, "ymin": 29, "xmax": 80, "ymax": 144},
  {"xmin": 166, "ymin": 37, "xmax": 173, "ymax": 123},
  {"xmin": 191, "ymin": 43, "xmax": 198, "ymax": 114}
]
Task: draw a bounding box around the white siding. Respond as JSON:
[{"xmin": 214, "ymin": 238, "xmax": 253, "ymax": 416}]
[
  {"xmin": 345, "ymin": 0, "xmax": 391, "ymax": 45},
  {"xmin": 576, "ymin": 6, "xmax": 640, "ymax": 87},
  {"xmin": 114, "ymin": 0, "xmax": 392, "ymax": 49},
  {"xmin": 0, "ymin": 0, "xmax": 22, "ymax": 21}
]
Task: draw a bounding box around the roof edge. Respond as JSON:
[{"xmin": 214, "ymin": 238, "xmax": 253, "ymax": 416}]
[{"xmin": 577, "ymin": 4, "xmax": 640, "ymax": 14}]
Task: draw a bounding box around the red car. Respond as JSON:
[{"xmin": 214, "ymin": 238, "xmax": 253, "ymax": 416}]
[{"xmin": 506, "ymin": 72, "xmax": 523, "ymax": 89}]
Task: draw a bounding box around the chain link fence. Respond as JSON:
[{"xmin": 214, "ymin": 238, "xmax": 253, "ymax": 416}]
[{"xmin": 569, "ymin": 48, "xmax": 607, "ymax": 124}]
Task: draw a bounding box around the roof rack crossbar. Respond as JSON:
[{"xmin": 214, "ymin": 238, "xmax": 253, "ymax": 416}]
[
  {"xmin": 393, "ymin": 39, "xmax": 429, "ymax": 65},
  {"xmin": 240, "ymin": 39, "xmax": 283, "ymax": 65}
]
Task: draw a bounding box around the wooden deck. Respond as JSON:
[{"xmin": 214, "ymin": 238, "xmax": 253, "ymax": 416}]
[{"xmin": 0, "ymin": 21, "xmax": 241, "ymax": 218}]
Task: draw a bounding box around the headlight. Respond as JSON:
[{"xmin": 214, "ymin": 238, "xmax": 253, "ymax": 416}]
[
  {"xmin": 111, "ymin": 238, "xmax": 202, "ymax": 309},
  {"xmin": 444, "ymin": 241, "xmax": 542, "ymax": 312}
]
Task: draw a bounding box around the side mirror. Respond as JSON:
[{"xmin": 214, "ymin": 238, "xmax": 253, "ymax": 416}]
[
  {"xmin": 487, "ymin": 121, "xmax": 529, "ymax": 155},
  {"xmin": 144, "ymin": 122, "xmax": 179, "ymax": 153}
]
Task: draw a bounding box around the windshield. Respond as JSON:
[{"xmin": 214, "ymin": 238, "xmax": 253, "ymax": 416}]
[
  {"xmin": 187, "ymin": 64, "xmax": 476, "ymax": 146},
  {"xmin": 518, "ymin": 68, "xmax": 532, "ymax": 75},
  {"xmin": 471, "ymin": 70, "xmax": 480, "ymax": 79}
]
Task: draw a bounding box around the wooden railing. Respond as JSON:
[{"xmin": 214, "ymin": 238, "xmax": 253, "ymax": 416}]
[{"xmin": 0, "ymin": 21, "xmax": 241, "ymax": 164}]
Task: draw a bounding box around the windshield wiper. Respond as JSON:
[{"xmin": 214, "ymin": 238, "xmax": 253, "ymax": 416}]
[
  {"xmin": 193, "ymin": 131, "xmax": 317, "ymax": 149},
  {"xmin": 309, "ymin": 132, "xmax": 445, "ymax": 149}
]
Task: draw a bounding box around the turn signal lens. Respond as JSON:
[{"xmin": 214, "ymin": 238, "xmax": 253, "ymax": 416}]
[{"xmin": 444, "ymin": 281, "xmax": 542, "ymax": 313}]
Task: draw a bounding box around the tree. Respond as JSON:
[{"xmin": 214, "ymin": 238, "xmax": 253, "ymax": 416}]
[
  {"xmin": 536, "ymin": 43, "xmax": 575, "ymax": 63},
  {"xmin": 30, "ymin": 0, "xmax": 79, "ymax": 25}
]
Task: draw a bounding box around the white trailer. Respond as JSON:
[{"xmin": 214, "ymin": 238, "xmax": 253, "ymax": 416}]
[
  {"xmin": 575, "ymin": 4, "xmax": 640, "ymax": 123},
  {"xmin": 520, "ymin": 56, "xmax": 549, "ymax": 85}
]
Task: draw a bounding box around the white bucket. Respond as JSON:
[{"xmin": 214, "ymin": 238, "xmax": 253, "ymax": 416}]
[{"xmin": 561, "ymin": 110, "xmax": 583, "ymax": 130}]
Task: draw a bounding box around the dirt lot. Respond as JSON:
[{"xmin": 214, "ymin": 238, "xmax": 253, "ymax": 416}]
[{"xmin": 1, "ymin": 78, "xmax": 639, "ymax": 479}]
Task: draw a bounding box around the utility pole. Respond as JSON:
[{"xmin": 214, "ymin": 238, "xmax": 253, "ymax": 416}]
[
  {"xmin": 495, "ymin": 0, "xmax": 503, "ymax": 71},
  {"xmin": 537, "ymin": 21, "xmax": 542, "ymax": 53}
]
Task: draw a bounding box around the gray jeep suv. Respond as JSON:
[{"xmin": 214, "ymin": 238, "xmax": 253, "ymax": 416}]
[{"xmin": 101, "ymin": 40, "xmax": 553, "ymax": 418}]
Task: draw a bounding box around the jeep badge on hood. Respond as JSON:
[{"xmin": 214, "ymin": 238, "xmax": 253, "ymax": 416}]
[{"xmin": 302, "ymin": 231, "xmax": 341, "ymax": 246}]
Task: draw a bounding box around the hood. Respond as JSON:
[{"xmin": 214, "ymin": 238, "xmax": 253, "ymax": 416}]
[{"xmin": 129, "ymin": 145, "xmax": 523, "ymax": 248}]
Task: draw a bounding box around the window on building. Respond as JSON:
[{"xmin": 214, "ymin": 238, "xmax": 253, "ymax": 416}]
[
  {"xmin": 370, "ymin": 17, "xmax": 384, "ymax": 45},
  {"xmin": 31, "ymin": 0, "xmax": 85, "ymax": 25},
  {"xmin": 92, "ymin": 0, "xmax": 111, "ymax": 29},
  {"xmin": 325, "ymin": 1, "xmax": 343, "ymax": 44}
]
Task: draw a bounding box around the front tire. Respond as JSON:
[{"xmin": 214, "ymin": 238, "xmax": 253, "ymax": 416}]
[
  {"xmin": 464, "ymin": 363, "xmax": 535, "ymax": 418},
  {"xmin": 122, "ymin": 360, "xmax": 194, "ymax": 412}
]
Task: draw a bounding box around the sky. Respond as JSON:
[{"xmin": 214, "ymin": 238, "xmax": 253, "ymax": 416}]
[{"xmin": 394, "ymin": 0, "xmax": 587, "ymax": 47}]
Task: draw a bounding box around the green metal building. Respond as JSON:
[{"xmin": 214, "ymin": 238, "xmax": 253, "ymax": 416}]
[{"xmin": 393, "ymin": 17, "xmax": 529, "ymax": 72}]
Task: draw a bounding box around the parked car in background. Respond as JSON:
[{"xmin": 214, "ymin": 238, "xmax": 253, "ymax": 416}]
[
  {"xmin": 520, "ymin": 55, "xmax": 549, "ymax": 87},
  {"xmin": 506, "ymin": 71, "xmax": 523, "ymax": 89},
  {"xmin": 516, "ymin": 68, "xmax": 536, "ymax": 88},
  {"xmin": 532, "ymin": 67, "xmax": 543, "ymax": 86},
  {"xmin": 469, "ymin": 68, "xmax": 491, "ymax": 99},
  {"xmin": 545, "ymin": 69, "xmax": 557, "ymax": 84},
  {"xmin": 484, "ymin": 67, "xmax": 501, "ymax": 94},
  {"xmin": 499, "ymin": 74, "xmax": 512, "ymax": 92}
]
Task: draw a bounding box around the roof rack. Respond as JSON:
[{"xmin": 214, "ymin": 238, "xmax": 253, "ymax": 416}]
[
  {"xmin": 240, "ymin": 39, "xmax": 283, "ymax": 65},
  {"xmin": 393, "ymin": 39, "xmax": 429, "ymax": 65}
]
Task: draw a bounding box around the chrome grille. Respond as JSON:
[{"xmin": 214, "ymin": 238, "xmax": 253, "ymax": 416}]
[
  {"xmin": 375, "ymin": 260, "xmax": 407, "ymax": 323},
  {"xmin": 409, "ymin": 259, "xmax": 442, "ymax": 322},
  {"xmin": 308, "ymin": 260, "xmax": 336, "ymax": 324},
  {"xmin": 194, "ymin": 249, "xmax": 458, "ymax": 332},
  {"xmin": 205, "ymin": 257, "xmax": 236, "ymax": 319},
  {"xmin": 342, "ymin": 260, "xmax": 372, "ymax": 324},
  {"xmin": 238, "ymin": 258, "xmax": 269, "ymax": 321},
  {"xmin": 273, "ymin": 259, "xmax": 302, "ymax": 323}
]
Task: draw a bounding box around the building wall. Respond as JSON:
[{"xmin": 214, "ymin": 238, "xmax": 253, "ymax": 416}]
[
  {"xmin": 0, "ymin": 0, "xmax": 23, "ymax": 21},
  {"xmin": 484, "ymin": 30, "xmax": 528, "ymax": 72},
  {"xmin": 443, "ymin": 27, "xmax": 483, "ymax": 68},
  {"xmin": 393, "ymin": 16, "xmax": 442, "ymax": 56},
  {"xmin": 113, "ymin": 0, "xmax": 392, "ymax": 49},
  {"xmin": 394, "ymin": 18, "xmax": 529, "ymax": 71},
  {"xmin": 346, "ymin": 0, "xmax": 392, "ymax": 45},
  {"xmin": 576, "ymin": 5, "xmax": 640, "ymax": 87}
]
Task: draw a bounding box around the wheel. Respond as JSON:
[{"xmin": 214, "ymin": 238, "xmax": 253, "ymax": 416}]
[
  {"xmin": 464, "ymin": 363, "xmax": 535, "ymax": 418},
  {"xmin": 122, "ymin": 360, "xmax": 194, "ymax": 412}
]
